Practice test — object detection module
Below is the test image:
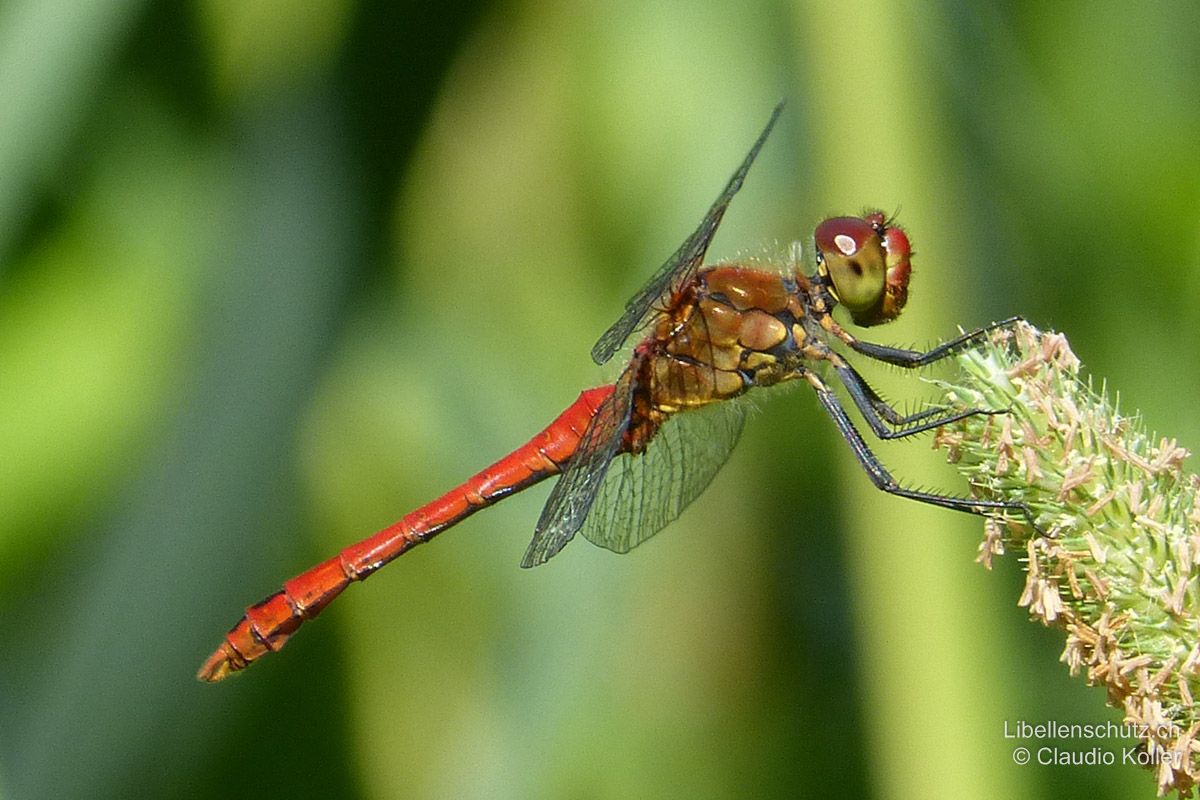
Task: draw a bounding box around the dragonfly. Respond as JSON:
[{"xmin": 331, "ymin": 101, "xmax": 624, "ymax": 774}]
[{"xmin": 198, "ymin": 101, "xmax": 1031, "ymax": 682}]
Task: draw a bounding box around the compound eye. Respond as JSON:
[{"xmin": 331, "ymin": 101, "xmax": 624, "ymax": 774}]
[
  {"xmin": 814, "ymin": 212, "xmax": 912, "ymax": 326},
  {"xmin": 814, "ymin": 216, "xmax": 887, "ymax": 315}
]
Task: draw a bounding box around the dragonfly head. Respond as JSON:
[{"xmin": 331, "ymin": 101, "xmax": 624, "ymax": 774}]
[{"xmin": 814, "ymin": 211, "xmax": 912, "ymax": 326}]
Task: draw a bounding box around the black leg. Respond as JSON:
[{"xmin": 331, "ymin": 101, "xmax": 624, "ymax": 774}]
[
  {"xmin": 850, "ymin": 316, "xmax": 1026, "ymax": 368},
  {"xmin": 809, "ymin": 377, "xmax": 1037, "ymax": 527},
  {"xmin": 832, "ymin": 362, "xmax": 1003, "ymax": 440}
]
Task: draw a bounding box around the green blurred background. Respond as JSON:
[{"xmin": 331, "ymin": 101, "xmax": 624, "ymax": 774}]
[{"xmin": 1, "ymin": 1, "xmax": 1198, "ymax": 798}]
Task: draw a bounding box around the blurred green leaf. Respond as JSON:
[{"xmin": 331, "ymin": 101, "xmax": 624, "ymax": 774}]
[
  {"xmin": 0, "ymin": 89, "xmax": 215, "ymax": 576},
  {"xmin": 0, "ymin": 0, "xmax": 145, "ymax": 261},
  {"xmin": 196, "ymin": 0, "xmax": 353, "ymax": 103}
]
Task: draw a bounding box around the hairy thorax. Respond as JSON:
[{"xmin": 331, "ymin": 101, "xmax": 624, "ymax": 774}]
[{"xmin": 635, "ymin": 264, "xmax": 830, "ymax": 416}]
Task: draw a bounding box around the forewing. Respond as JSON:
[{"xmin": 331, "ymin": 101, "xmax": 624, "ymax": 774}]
[
  {"xmin": 521, "ymin": 369, "xmax": 636, "ymax": 568},
  {"xmin": 590, "ymin": 101, "xmax": 786, "ymax": 365},
  {"xmin": 580, "ymin": 398, "xmax": 746, "ymax": 554}
]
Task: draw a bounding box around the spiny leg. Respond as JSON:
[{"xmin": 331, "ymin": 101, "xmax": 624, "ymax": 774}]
[
  {"xmin": 806, "ymin": 373, "xmax": 1037, "ymax": 527},
  {"xmin": 833, "ymin": 361, "xmax": 949, "ymax": 428},
  {"xmin": 831, "ymin": 362, "xmax": 1003, "ymax": 440},
  {"xmin": 849, "ymin": 316, "xmax": 1026, "ymax": 369}
]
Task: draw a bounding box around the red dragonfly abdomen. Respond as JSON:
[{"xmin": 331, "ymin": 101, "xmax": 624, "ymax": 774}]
[{"xmin": 197, "ymin": 385, "xmax": 614, "ymax": 682}]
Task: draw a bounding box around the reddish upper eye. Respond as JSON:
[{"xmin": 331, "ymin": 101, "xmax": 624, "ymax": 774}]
[
  {"xmin": 815, "ymin": 211, "xmax": 912, "ymax": 326},
  {"xmin": 815, "ymin": 216, "xmax": 876, "ymax": 262}
]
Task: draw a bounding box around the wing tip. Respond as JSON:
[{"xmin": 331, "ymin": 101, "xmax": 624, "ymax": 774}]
[
  {"xmin": 520, "ymin": 537, "xmax": 564, "ymax": 569},
  {"xmin": 590, "ymin": 341, "xmax": 614, "ymax": 366}
]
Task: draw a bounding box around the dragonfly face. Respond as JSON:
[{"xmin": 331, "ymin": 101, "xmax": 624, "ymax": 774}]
[{"xmin": 814, "ymin": 211, "xmax": 912, "ymax": 327}]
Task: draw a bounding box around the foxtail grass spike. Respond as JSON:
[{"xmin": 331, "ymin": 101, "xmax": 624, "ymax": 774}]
[{"xmin": 932, "ymin": 321, "xmax": 1199, "ymax": 796}]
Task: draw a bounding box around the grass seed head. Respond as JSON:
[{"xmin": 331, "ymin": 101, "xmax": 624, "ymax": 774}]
[{"xmin": 933, "ymin": 322, "xmax": 1200, "ymax": 796}]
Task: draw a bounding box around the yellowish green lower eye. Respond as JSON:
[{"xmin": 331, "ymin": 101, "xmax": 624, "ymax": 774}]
[{"xmin": 831, "ymin": 255, "xmax": 885, "ymax": 311}]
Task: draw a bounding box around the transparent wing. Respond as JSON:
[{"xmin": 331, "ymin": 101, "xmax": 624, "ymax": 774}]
[
  {"xmin": 580, "ymin": 397, "xmax": 746, "ymax": 554},
  {"xmin": 590, "ymin": 100, "xmax": 785, "ymax": 365},
  {"xmin": 521, "ymin": 368, "xmax": 636, "ymax": 568}
]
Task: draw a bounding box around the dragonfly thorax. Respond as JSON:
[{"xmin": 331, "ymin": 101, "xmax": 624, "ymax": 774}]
[
  {"xmin": 637, "ymin": 265, "xmax": 818, "ymax": 416},
  {"xmin": 814, "ymin": 211, "xmax": 912, "ymax": 328}
]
